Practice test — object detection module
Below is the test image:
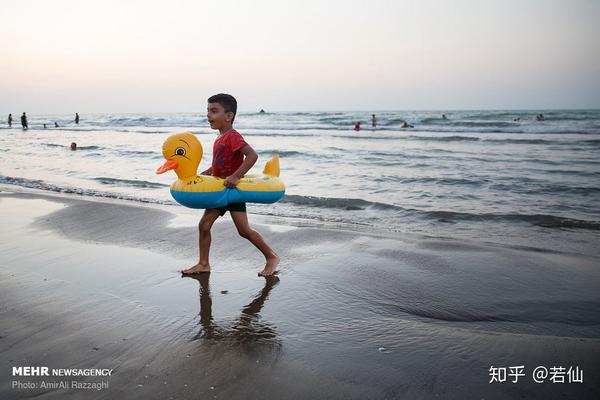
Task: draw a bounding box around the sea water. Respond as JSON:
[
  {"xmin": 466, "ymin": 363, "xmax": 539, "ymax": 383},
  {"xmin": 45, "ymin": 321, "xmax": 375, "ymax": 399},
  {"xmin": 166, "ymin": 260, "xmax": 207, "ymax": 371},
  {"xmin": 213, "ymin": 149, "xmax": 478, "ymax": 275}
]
[{"xmin": 1, "ymin": 110, "xmax": 599, "ymax": 255}]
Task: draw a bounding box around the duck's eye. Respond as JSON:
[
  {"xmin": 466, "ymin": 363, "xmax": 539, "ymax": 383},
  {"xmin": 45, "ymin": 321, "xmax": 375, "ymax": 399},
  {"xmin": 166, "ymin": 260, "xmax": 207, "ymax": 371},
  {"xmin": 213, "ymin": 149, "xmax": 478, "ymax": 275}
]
[{"xmin": 175, "ymin": 147, "xmax": 186, "ymax": 157}]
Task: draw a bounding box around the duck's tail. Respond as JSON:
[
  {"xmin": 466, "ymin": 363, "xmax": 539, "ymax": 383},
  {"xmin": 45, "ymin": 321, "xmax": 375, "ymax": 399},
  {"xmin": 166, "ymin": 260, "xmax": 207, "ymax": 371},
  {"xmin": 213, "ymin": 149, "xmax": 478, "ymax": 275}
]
[{"xmin": 262, "ymin": 154, "xmax": 280, "ymax": 177}]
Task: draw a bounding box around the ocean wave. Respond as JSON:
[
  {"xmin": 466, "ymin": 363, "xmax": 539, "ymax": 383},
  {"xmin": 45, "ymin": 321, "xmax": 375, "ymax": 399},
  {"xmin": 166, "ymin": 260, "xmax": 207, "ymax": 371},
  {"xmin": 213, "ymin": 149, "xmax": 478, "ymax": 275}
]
[
  {"xmin": 135, "ymin": 130, "xmax": 171, "ymax": 134},
  {"xmin": 482, "ymin": 138, "xmax": 557, "ymax": 145},
  {"xmin": 259, "ymin": 150, "xmax": 305, "ymax": 158},
  {"xmin": 405, "ymin": 135, "xmax": 480, "ymax": 142},
  {"xmin": 417, "ymin": 209, "xmax": 600, "ymax": 230},
  {"xmin": 448, "ymin": 121, "xmax": 517, "ymax": 128},
  {"xmin": 490, "ymin": 183, "xmax": 600, "ymax": 196},
  {"xmin": 460, "ymin": 112, "xmax": 524, "ymax": 120},
  {"xmin": 279, "ymin": 194, "xmax": 600, "ymax": 230},
  {"xmin": 0, "ymin": 175, "xmax": 173, "ymax": 205},
  {"xmin": 419, "ymin": 117, "xmax": 445, "ymax": 124},
  {"xmin": 41, "ymin": 127, "xmax": 102, "ymax": 132},
  {"xmin": 92, "ymin": 177, "xmax": 168, "ymax": 189},
  {"xmin": 116, "ymin": 149, "xmax": 163, "ymax": 158},
  {"xmin": 394, "ymin": 177, "xmax": 487, "ymax": 186},
  {"xmin": 281, "ymin": 194, "xmax": 402, "ymax": 211},
  {"xmin": 248, "ymin": 132, "xmax": 321, "ymax": 138},
  {"xmin": 581, "ymin": 139, "xmax": 600, "ymax": 145},
  {"xmin": 537, "ymin": 169, "xmax": 600, "ymax": 178}
]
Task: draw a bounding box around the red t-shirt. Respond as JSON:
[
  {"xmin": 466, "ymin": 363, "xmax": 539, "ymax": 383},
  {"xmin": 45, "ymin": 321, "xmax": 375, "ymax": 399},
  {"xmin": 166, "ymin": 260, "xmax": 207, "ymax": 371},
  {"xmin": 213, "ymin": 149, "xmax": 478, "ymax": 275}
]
[{"xmin": 211, "ymin": 129, "xmax": 249, "ymax": 178}]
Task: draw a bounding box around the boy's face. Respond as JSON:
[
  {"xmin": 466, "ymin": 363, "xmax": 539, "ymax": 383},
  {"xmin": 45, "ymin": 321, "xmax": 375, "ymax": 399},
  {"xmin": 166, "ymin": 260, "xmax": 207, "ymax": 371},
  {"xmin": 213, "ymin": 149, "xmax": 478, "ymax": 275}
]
[{"xmin": 207, "ymin": 102, "xmax": 234, "ymax": 130}]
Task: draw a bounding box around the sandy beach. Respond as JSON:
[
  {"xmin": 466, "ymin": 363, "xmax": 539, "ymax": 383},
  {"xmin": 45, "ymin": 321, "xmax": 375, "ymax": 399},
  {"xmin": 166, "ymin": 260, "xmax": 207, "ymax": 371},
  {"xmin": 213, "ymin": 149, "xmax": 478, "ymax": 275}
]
[{"xmin": 1, "ymin": 187, "xmax": 599, "ymax": 399}]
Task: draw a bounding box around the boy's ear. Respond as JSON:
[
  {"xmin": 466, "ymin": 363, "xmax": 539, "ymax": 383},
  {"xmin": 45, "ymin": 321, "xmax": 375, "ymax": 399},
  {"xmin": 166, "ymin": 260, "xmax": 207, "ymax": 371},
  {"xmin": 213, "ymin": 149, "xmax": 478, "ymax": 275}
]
[{"xmin": 225, "ymin": 111, "xmax": 234, "ymax": 122}]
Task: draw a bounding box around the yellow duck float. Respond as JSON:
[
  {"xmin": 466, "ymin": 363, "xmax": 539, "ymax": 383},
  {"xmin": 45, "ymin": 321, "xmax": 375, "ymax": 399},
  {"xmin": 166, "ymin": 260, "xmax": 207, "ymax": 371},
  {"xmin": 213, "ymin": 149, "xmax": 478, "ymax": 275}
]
[{"xmin": 156, "ymin": 132, "xmax": 285, "ymax": 209}]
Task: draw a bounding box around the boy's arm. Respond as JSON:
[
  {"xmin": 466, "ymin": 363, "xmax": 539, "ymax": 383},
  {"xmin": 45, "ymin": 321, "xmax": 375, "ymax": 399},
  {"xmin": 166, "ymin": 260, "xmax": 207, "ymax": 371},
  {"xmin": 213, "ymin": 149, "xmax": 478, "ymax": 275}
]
[{"xmin": 224, "ymin": 145, "xmax": 258, "ymax": 188}]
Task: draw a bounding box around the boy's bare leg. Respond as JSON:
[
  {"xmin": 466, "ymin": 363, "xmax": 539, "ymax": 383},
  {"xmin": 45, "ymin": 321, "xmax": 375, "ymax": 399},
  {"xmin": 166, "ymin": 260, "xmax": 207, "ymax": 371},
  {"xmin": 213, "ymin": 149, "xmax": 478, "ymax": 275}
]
[
  {"xmin": 181, "ymin": 209, "xmax": 221, "ymax": 274},
  {"xmin": 230, "ymin": 211, "xmax": 280, "ymax": 276}
]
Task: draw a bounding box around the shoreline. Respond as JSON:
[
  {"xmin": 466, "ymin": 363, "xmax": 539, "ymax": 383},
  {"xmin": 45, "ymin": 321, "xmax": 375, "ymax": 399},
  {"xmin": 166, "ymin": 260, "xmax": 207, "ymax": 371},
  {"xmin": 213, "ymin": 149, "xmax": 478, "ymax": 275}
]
[{"xmin": 1, "ymin": 183, "xmax": 595, "ymax": 259}]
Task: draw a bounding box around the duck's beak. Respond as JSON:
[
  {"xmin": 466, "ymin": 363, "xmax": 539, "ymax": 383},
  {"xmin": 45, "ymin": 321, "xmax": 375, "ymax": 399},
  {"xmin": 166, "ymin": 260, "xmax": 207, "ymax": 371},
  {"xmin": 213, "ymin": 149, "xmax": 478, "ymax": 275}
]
[{"xmin": 156, "ymin": 159, "xmax": 178, "ymax": 174}]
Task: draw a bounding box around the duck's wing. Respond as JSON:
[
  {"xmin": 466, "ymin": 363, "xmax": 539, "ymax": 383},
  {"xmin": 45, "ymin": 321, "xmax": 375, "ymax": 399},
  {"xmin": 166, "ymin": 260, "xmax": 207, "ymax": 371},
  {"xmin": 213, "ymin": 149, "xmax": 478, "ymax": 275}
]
[{"xmin": 262, "ymin": 155, "xmax": 280, "ymax": 177}]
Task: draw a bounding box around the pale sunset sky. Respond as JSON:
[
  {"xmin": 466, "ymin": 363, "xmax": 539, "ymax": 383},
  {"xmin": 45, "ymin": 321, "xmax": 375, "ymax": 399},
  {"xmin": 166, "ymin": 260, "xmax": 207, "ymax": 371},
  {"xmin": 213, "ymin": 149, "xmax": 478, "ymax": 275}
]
[{"xmin": 1, "ymin": 0, "xmax": 599, "ymax": 113}]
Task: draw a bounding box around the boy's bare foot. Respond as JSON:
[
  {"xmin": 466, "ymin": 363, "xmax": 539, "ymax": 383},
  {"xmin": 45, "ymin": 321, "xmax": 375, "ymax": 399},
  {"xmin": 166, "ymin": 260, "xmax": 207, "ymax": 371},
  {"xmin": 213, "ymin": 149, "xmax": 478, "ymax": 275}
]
[
  {"xmin": 258, "ymin": 255, "xmax": 280, "ymax": 277},
  {"xmin": 181, "ymin": 263, "xmax": 211, "ymax": 275}
]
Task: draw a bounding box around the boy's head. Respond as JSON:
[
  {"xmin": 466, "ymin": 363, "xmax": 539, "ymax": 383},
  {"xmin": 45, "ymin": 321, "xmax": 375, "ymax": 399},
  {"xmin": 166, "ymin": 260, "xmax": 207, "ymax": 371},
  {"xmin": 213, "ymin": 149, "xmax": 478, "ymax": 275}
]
[{"xmin": 207, "ymin": 93, "xmax": 237, "ymax": 131}]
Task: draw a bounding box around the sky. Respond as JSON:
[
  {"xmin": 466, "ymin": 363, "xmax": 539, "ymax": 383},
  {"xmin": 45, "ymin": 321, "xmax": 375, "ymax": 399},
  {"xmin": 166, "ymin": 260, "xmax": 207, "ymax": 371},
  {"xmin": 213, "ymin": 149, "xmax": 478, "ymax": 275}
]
[{"xmin": 1, "ymin": 0, "xmax": 599, "ymax": 113}]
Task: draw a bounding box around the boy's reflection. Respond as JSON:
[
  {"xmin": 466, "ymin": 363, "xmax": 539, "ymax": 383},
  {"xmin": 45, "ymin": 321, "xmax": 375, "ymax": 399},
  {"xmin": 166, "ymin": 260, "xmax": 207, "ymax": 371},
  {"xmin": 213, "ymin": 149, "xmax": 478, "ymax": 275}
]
[{"xmin": 185, "ymin": 274, "xmax": 280, "ymax": 347}]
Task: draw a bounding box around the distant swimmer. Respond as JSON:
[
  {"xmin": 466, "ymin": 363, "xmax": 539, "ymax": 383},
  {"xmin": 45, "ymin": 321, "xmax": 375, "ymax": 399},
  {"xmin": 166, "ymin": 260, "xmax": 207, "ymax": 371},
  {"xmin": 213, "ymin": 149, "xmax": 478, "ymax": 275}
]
[
  {"xmin": 70, "ymin": 142, "xmax": 77, "ymax": 151},
  {"xmin": 354, "ymin": 121, "xmax": 361, "ymax": 131},
  {"xmin": 401, "ymin": 122, "xmax": 414, "ymax": 129},
  {"xmin": 54, "ymin": 122, "xmax": 59, "ymax": 128},
  {"xmin": 372, "ymin": 114, "xmax": 377, "ymax": 128},
  {"xmin": 75, "ymin": 112, "xmax": 79, "ymax": 124},
  {"xmin": 442, "ymin": 114, "xmax": 447, "ymax": 120},
  {"xmin": 514, "ymin": 117, "xmax": 521, "ymax": 122},
  {"xmin": 43, "ymin": 123, "xmax": 47, "ymax": 128},
  {"xmin": 21, "ymin": 112, "xmax": 28, "ymax": 130},
  {"xmin": 259, "ymin": 109, "xmax": 265, "ymax": 114},
  {"xmin": 8, "ymin": 113, "xmax": 12, "ymax": 127},
  {"xmin": 536, "ymin": 114, "xmax": 545, "ymax": 122}
]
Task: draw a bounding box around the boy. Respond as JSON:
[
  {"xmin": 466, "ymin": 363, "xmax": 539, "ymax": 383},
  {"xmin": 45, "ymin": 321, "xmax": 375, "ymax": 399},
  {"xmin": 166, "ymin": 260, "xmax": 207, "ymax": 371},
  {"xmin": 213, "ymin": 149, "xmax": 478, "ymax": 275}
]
[{"xmin": 182, "ymin": 93, "xmax": 280, "ymax": 277}]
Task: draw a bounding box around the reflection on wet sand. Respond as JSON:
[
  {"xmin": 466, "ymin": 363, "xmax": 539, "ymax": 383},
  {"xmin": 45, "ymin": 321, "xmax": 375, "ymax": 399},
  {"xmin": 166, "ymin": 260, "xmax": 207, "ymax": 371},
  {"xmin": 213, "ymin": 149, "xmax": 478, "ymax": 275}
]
[{"xmin": 185, "ymin": 274, "xmax": 281, "ymax": 352}]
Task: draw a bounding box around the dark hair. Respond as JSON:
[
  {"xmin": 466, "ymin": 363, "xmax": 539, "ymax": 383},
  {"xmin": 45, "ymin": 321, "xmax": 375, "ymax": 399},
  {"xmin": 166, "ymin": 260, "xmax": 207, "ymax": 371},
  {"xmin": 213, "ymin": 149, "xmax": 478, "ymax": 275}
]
[{"xmin": 208, "ymin": 93, "xmax": 237, "ymax": 122}]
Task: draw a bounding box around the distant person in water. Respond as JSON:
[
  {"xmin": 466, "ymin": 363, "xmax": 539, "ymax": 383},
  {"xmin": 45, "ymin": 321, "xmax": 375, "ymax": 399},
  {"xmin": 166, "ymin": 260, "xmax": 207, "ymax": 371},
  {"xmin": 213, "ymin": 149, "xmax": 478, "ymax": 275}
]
[
  {"xmin": 514, "ymin": 117, "xmax": 521, "ymax": 122},
  {"xmin": 259, "ymin": 109, "xmax": 265, "ymax": 113},
  {"xmin": 401, "ymin": 121, "xmax": 413, "ymax": 129},
  {"xmin": 354, "ymin": 121, "xmax": 361, "ymax": 131},
  {"xmin": 70, "ymin": 142, "xmax": 77, "ymax": 151},
  {"xmin": 371, "ymin": 114, "xmax": 376, "ymax": 128},
  {"xmin": 536, "ymin": 114, "xmax": 545, "ymax": 122},
  {"xmin": 43, "ymin": 123, "xmax": 47, "ymax": 129},
  {"xmin": 21, "ymin": 112, "xmax": 28, "ymax": 130},
  {"xmin": 8, "ymin": 113, "xmax": 12, "ymax": 127},
  {"xmin": 442, "ymin": 114, "xmax": 447, "ymax": 120},
  {"xmin": 54, "ymin": 122, "xmax": 59, "ymax": 128},
  {"xmin": 75, "ymin": 113, "xmax": 79, "ymax": 124}
]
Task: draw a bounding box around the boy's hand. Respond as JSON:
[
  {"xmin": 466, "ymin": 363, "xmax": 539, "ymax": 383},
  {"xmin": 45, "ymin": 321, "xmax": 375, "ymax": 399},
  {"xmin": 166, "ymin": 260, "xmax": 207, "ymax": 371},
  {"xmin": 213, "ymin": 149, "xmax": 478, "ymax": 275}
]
[{"xmin": 224, "ymin": 175, "xmax": 239, "ymax": 188}]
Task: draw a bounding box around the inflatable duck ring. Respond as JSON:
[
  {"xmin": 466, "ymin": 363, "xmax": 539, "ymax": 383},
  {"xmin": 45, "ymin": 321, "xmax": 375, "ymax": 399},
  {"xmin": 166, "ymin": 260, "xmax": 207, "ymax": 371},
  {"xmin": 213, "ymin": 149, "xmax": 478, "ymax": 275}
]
[{"xmin": 156, "ymin": 132, "xmax": 285, "ymax": 209}]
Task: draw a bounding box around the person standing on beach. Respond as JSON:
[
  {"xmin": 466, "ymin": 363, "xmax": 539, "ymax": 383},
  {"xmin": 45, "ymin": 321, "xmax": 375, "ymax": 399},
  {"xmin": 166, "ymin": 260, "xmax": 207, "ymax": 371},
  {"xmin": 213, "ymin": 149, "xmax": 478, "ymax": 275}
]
[
  {"xmin": 8, "ymin": 113, "xmax": 12, "ymax": 127},
  {"xmin": 20, "ymin": 112, "xmax": 28, "ymax": 130},
  {"xmin": 75, "ymin": 113, "xmax": 79, "ymax": 124},
  {"xmin": 180, "ymin": 93, "xmax": 280, "ymax": 277},
  {"xmin": 372, "ymin": 114, "xmax": 376, "ymax": 128}
]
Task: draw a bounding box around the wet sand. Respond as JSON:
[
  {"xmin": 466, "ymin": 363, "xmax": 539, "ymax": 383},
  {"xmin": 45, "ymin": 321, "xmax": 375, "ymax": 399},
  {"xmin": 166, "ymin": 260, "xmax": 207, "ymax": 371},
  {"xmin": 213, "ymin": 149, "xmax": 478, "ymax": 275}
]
[{"xmin": 1, "ymin": 188, "xmax": 599, "ymax": 399}]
